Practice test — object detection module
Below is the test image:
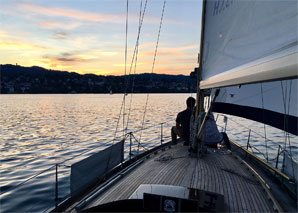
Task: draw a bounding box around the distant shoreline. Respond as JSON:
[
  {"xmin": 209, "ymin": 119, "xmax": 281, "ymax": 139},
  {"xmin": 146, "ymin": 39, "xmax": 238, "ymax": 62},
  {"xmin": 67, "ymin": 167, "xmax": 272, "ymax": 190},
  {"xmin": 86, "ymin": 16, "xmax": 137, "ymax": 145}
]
[
  {"xmin": 1, "ymin": 64, "xmax": 196, "ymax": 94},
  {"xmin": 0, "ymin": 92, "xmax": 195, "ymax": 95}
]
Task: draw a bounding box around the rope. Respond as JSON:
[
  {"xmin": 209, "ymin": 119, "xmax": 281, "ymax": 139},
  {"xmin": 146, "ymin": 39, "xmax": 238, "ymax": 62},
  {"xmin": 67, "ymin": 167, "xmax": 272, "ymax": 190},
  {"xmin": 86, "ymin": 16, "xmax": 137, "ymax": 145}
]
[
  {"xmin": 218, "ymin": 124, "xmax": 296, "ymax": 164},
  {"xmin": 221, "ymin": 168, "xmax": 259, "ymax": 185},
  {"xmin": 280, "ymin": 80, "xmax": 288, "ymax": 150},
  {"xmin": 107, "ymin": 0, "xmax": 149, "ymax": 172},
  {"xmin": 154, "ymin": 153, "xmax": 188, "ymax": 163},
  {"xmin": 283, "ymin": 80, "xmax": 295, "ymax": 179},
  {"xmin": 125, "ymin": 0, "xmax": 144, "ymax": 132},
  {"xmin": 260, "ymin": 83, "xmax": 268, "ymax": 161},
  {"xmin": 139, "ymin": 0, "xmax": 166, "ymax": 144},
  {"xmin": 224, "ymin": 115, "xmax": 279, "ymax": 146},
  {"xmin": 106, "ymin": 0, "xmax": 134, "ymax": 173},
  {"xmin": 123, "ymin": 0, "xmax": 129, "ymax": 138},
  {"xmin": 155, "ymin": 153, "xmax": 173, "ymax": 162},
  {"xmin": 130, "ymin": 133, "xmax": 150, "ymax": 151}
]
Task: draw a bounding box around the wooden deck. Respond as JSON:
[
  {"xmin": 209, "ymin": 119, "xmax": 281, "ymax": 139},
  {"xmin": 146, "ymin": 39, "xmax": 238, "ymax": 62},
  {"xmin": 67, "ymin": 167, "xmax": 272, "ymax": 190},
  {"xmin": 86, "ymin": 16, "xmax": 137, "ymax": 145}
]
[{"xmin": 80, "ymin": 143, "xmax": 275, "ymax": 212}]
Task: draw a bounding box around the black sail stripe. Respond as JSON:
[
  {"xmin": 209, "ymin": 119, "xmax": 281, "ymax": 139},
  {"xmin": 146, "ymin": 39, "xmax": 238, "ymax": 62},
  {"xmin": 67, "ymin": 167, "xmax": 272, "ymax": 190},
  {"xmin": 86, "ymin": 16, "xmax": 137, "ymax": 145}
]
[{"xmin": 213, "ymin": 102, "xmax": 298, "ymax": 136}]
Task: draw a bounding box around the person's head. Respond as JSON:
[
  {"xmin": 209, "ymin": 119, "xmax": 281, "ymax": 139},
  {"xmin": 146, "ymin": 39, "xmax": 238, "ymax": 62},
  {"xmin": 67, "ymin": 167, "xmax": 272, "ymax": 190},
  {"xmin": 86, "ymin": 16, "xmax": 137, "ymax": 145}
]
[{"xmin": 186, "ymin": 97, "xmax": 196, "ymax": 109}]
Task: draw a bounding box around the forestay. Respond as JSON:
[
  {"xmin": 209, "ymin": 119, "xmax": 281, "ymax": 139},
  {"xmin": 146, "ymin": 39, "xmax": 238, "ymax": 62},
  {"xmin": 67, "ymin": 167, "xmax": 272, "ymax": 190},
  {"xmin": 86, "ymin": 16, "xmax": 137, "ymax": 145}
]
[{"xmin": 200, "ymin": 0, "xmax": 298, "ymax": 89}]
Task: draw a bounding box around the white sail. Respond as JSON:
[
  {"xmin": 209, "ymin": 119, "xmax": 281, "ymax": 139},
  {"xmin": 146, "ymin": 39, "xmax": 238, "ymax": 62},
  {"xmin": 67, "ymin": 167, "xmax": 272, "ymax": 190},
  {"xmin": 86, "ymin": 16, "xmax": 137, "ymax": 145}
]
[
  {"xmin": 200, "ymin": 0, "xmax": 298, "ymax": 89},
  {"xmin": 213, "ymin": 79, "xmax": 297, "ymax": 135}
]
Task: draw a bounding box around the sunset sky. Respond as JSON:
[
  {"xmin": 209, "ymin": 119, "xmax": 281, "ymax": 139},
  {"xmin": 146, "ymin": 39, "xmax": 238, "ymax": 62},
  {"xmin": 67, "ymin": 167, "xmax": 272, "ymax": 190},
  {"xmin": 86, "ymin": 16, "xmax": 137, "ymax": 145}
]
[{"xmin": 0, "ymin": 0, "xmax": 202, "ymax": 76}]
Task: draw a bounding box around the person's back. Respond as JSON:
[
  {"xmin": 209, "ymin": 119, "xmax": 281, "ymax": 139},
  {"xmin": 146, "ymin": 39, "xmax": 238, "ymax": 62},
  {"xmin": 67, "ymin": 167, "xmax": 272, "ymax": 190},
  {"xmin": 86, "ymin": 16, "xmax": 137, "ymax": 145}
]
[
  {"xmin": 204, "ymin": 113, "xmax": 222, "ymax": 145},
  {"xmin": 176, "ymin": 108, "xmax": 192, "ymax": 143},
  {"xmin": 171, "ymin": 97, "xmax": 195, "ymax": 145},
  {"xmin": 203, "ymin": 112, "xmax": 231, "ymax": 150}
]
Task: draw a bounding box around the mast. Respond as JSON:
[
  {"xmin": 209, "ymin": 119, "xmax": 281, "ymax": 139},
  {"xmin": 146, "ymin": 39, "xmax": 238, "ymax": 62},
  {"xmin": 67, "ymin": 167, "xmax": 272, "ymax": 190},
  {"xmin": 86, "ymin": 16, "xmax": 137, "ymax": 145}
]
[{"xmin": 195, "ymin": 0, "xmax": 207, "ymax": 118}]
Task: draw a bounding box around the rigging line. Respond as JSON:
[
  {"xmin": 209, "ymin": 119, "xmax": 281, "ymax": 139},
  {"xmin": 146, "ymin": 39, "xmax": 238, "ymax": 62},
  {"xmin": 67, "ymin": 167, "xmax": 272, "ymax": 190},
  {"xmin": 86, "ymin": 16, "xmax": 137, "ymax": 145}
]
[
  {"xmin": 286, "ymin": 80, "xmax": 292, "ymax": 147},
  {"xmin": 280, "ymin": 81, "xmax": 288, "ymax": 150},
  {"xmin": 123, "ymin": 0, "xmax": 129, "ymax": 138},
  {"xmin": 127, "ymin": 133, "xmax": 149, "ymax": 151},
  {"xmin": 125, "ymin": 0, "xmax": 143, "ymax": 132},
  {"xmin": 226, "ymin": 115, "xmax": 278, "ymax": 146},
  {"xmin": 260, "ymin": 83, "xmax": 268, "ymax": 161},
  {"xmin": 106, "ymin": 0, "xmax": 130, "ymax": 173},
  {"xmin": 106, "ymin": 0, "xmax": 148, "ymax": 174},
  {"xmin": 114, "ymin": 0, "xmax": 147, "ymax": 141},
  {"xmin": 122, "ymin": 0, "xmax": 147, "ymax": 135},
  {"xmin": 139, "ymin": 0, "xmax": 166, "ymax": 144},
  {"xmin": 286, "ymin": 80, "xmax": 295, "ymax": 179},
  {"xmin": 125, "ymin": 0, "xmax": 148, "ymax": 83},
  {"xmin": 0, "ymin": 133, "xmax": 127, "ymax": 196},
  {"xmin": 0, "ymin": 165, "xmax": 56, "ymax": 196}
]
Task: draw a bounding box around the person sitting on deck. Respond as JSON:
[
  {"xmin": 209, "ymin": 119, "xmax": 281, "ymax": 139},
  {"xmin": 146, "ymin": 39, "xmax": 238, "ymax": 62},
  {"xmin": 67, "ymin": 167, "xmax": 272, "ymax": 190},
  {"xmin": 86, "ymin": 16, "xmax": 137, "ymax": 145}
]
[
  {"xmin": 171, "ymin": 97, "xmax": 196, "ymax": 146},
  {"xmin": 203, "ymin": 112, "xmax": 231, "ymax": 150}
]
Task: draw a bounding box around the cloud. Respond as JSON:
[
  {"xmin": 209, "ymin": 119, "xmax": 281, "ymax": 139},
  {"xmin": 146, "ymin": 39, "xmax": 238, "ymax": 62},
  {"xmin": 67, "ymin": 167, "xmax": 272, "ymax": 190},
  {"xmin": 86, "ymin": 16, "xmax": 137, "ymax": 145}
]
[
  {"xmin": 154, "ymin": 66, "xmax": 193, "ymax": 75},
  {"xmin": 99, "ymin": 52, "xmax": 119, "ymax": 56},
  {"xmin": 113, "ymin": 62, "xmax": 147, "ymax": 67},
  {"xmin": 140, "ymin": 50, "xmax": 184, "ymax": 57},
  {"xmin": 77, "ymin": 69, "xmax": 113, "ymax": 76},
  {"xmin": 36, "ymin": 21, "xmax": 82, "ymax": 30},
  {"xmin": 37, "ymin": 51, "xmax": 113, "ymax": 71},
  {"xmin": 138, "ymin": 45, "xmax": 199, "ymax": 57},
  {"xmin": 0, "ymin": 40, "xmax": 49, "ymax": 50},
  {"xmin": 54, "ymin": 31, "xmax": 69, "ymax": 40},
  {"xmin": 43, "ymin": 52, "xmax": 98, "ymax": 63},
  {"xmin": 19, "ymin": 3, "xmax": 123, "ymax": 23}
]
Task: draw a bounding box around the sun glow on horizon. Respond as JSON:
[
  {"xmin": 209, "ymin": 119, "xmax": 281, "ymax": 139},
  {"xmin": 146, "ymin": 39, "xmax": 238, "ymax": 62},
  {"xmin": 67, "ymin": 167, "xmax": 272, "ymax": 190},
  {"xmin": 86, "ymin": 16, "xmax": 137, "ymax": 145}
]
[{"xmin": 0, "ymin": 0, "xmax": 202, "ymax": 76}]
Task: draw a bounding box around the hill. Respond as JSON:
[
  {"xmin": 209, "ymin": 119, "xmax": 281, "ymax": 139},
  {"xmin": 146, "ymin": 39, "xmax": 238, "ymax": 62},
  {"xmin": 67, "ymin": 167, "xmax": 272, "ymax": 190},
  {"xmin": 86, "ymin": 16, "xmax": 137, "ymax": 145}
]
[{"xmin": 0, "ymin": 64, "xmax": 196, "ymax": 94}]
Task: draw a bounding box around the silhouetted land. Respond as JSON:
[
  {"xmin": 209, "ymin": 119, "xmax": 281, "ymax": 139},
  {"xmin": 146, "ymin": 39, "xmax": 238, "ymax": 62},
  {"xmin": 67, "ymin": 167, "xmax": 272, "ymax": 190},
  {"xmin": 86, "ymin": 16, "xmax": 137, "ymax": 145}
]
[{"xmin": 0, "ymin": 64, "xmax": 196, "ymax": 94}]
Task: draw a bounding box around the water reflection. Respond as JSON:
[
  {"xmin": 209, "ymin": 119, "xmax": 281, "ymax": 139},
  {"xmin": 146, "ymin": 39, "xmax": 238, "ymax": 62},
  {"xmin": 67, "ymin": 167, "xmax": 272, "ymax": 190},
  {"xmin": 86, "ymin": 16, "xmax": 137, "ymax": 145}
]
[{"xmin": 0, "ymin": 94, "xmax": 297, "ymax": 212}]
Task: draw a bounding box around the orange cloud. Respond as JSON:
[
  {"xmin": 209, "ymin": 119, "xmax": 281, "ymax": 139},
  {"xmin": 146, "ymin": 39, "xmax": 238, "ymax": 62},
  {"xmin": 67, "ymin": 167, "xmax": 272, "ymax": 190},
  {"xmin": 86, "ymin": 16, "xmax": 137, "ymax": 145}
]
[
  {"xmin": 137, "ymin": 44, "xmax": 199, "ymax": 57},
  {"xmin": 154, "ymin": 66, "xmax": 193, "ymax": 75},
  {"xmin": 35, "ymin": 21, "xmax": 82, "ymax": 30},
  {"xmin": 0, "ymin": 40, "xmax": 49, "ymax": 50},
  {"xmin": 100, "ymin": 52, "xmax": 119, "ymax": 56},
  {"xmin": 77, "ymin": 69, "xmax": 113, "ymax": 76},
  {"xmin": 113, "ymin": 62, "xmax": 147, "ymax": 67},
  {"xmin": 140, "ymin": 50, "xmax": 184, "ymax": 57},
  {"xmin": 20, "ymin": 3, "xmax": 122, "ymax": 23}
]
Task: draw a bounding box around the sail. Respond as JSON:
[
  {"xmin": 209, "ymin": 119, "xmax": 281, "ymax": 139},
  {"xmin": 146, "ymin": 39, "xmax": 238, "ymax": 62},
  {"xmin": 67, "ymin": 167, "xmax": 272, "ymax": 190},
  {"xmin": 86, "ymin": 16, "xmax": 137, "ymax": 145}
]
[
  {"xmin": 200, "ymin": 0, "xmax": 298, "ymax": 89},
  {"xmin": 213, "ymin": 79, "xmax": 298, "ymax": 135}
]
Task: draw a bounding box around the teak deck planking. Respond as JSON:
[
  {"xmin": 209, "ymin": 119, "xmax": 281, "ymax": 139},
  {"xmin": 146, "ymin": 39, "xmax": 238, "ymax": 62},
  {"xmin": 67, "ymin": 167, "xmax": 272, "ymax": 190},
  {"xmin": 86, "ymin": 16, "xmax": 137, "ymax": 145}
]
[{"xmin": 83, "ymin": 143, "xmax": 274, "ymax": 212}]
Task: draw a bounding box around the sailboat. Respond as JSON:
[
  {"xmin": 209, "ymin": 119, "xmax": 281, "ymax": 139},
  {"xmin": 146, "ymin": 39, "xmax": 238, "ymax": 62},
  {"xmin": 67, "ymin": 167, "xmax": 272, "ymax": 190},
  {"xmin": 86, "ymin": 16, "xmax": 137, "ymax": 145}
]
[{"xmin": 52, "ymin": 0, "xmax": 297, "ymax": 212}]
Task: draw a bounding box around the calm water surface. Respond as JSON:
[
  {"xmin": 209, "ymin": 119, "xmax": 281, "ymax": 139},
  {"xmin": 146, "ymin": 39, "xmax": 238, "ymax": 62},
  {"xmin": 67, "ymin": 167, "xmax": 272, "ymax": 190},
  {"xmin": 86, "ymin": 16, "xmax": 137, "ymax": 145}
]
[{"xmin": 0, "ymin": 94, "xmax": 297, "ymax": 212}]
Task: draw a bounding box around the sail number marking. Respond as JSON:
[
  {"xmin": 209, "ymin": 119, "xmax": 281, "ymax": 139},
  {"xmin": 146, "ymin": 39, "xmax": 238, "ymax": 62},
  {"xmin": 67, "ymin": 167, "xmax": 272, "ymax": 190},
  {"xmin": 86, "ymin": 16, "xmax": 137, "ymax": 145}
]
[{"xmin": 213, "ymin": 0, "xmax": 234, "ymax": 16}]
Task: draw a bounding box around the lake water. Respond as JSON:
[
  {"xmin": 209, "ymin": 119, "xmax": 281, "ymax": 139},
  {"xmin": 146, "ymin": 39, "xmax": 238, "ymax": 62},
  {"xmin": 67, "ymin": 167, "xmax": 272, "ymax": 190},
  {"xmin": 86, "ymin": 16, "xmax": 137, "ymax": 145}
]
[{"xmin": 0, "ymin": 94, "xmax": 297, "ymax": 212}]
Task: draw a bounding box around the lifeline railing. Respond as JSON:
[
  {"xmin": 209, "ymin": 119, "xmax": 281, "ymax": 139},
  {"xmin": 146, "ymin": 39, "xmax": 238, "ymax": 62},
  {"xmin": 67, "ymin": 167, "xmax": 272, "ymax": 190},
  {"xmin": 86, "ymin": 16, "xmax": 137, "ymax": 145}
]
[
  {"xmin": 216, "ymin": 114, "xmax": 297, "ymax": 177},
  {"xmin": 0, "ymin": 121, "xmax": 172, "ymax": 213},
  {"xmin": 2, "ymin": 116, "xmax": 296, "ymax": 212}
]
